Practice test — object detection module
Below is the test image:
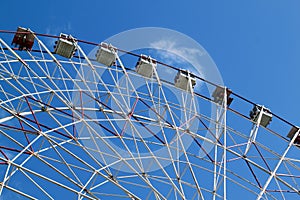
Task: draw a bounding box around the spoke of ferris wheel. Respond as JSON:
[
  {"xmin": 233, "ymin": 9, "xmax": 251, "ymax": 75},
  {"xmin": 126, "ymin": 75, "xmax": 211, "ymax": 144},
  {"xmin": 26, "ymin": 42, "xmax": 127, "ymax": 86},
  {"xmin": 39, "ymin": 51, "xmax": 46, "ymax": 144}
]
[
  {"xmin": 0, "ymin": 38, "xmax": 27, "ymax": 67},
  {"xmin": 19, "ymin": 168, "xmax": 54, "ymax": 199},
  {"xmin": 282, "ymin": 162, "xmax": 300, "ymax": 190},
  {"xmin": 0, "ymin": 45, "xmax": 14, "ymax": 74},
  {"xmin": 1, "ymin": 40, "xmax": 70, "ymax": 115},
  {"xmin": 128, "ymin": 79, "xmax": 192, "ymax": 197},
  {"xmin": 273, "ymin": 178, "xmax": 285, "ymax": 200},
  {"xmin": 75, "ymin": 45, "xmax": 138, "ymax": 139},
  {"xmin": 76, "ymin": 46, "xmax": 148, "ymax": 173},
  {"xmin": 186, "ymin": 117, "xmax": 300, "ymax": 195},
  {"xmin": 21, "ymin": 129, "xmax": 141, "ymax": 199},
  {"xmin": 33, "ymin": 36, "xmax": 87, "ymax": 108},
  {"xmin": 152, "ymin": 78, "xmax": 204, "ymax": 198},
  {"xmin": 0, "ymin": 140, "xmax": 98, "ymax": 199},
  {"xmin": 78, "ymin": 45, "xmax": 187, "ymax": 198},
  {"xmin": 4, "ymin": 161, "xmax": 97, "ymax": 200},
  {"xmin": 0, "ymin": 182, "xmax": 38, "ymax": 200},
  {"xmin": 0, "ymin": 86, "xmax": 14, "ymax": 113},
  {"xmin": 148, "ymin": 97, "xmax": 296, "ymax": 196},
  {"xmin": 205, "ymin": 108, "xmax": 298, "ymax": 184},
  {"xmin": 71, "ymin": 129, "xmax": 165, "ymax": 199},
  {"xmin": 0, "ymin": 61, "xmax": 143, "ymax": 199},
  {"xmin": 99, "ymin": 101, "xmax": 180, "ymax": 197},
  {"xmin": 107, "ymin": 88, "xmax": 183, "ymax": 197},
  {"xmin": 146, "ymin": 79, "xmax": 183, "ymax": 180},
  {"xmin": 224, "ymin": 138, "xmax": 298, "ymax": 194},
  {"xmin": 71, "ymin": 108, "xmax": 167, "ymax": 197},
  {"xmin": 38, "ymin": 119, "xmax": 84, "ymax": 186},
  {"xmin": 143, "ymin": 72, "xmax": 186, "ymax": 196},
  {"xmin": 179, "ymin": 88, "xmax": 203, "ymax": 198},
  {"xmin": 55, "ymin": 118, "xmax": 154, "ymax": 198},
  {"xmin": 1, "ymin": 129, "xmax": 83, "ymax": 189},
  {"xmin": 0, "ymin": 62, "xmax": 29, "ymax": 99},
  {"xmin": 257, "ymin": 129, "xmax": 300, "ymax": 199},
  {"xmin": 0, "ymin": 47, "xmax": 48, "ymax": 107}
]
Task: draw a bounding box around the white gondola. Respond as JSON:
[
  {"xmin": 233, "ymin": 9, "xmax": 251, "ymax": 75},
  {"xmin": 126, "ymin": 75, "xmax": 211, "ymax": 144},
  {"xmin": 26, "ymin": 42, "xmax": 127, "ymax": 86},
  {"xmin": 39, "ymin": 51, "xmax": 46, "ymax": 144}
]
[
  {"xmin": 54, "ymin": 33, "xmax": 77, "ymax": 58},
  {"xmin": 95, "ymin": 42, "xmax": 117, "ymax": 66},
  {"xmin": 174, "ymin": 70, "xmax": 196, "ymax": 92},
  {"xmin": 135, "ymin": 55, "xmax": 157, "ymax": 78},
  {"xmin": 249, "ymin": 105, "xmax": 272, "ymax": 127}
]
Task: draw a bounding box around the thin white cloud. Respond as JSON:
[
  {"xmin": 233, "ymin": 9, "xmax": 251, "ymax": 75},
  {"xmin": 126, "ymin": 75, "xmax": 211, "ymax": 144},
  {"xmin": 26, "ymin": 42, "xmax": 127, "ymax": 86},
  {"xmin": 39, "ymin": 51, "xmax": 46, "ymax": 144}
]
[{"xmin": 149, "ymin": 39, "xmax": 205, "ymax": 66}]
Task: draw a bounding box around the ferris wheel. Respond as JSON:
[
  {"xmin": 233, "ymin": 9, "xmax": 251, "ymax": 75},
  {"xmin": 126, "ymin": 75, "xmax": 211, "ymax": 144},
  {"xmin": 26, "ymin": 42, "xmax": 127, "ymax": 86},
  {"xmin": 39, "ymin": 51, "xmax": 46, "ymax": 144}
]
[{"xmin": 0, "ymin": 27, "xmax": 299, "ymax": 200}]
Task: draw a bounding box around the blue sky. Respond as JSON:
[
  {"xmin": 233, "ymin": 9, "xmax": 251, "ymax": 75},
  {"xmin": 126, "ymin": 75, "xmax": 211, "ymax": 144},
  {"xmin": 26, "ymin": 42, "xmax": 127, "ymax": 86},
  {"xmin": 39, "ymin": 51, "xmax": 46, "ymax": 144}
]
[
  {"xmin": 1, "ymin": 0, "xmax": 299, "ymax": 124},
  {"xmin": 1, "ymin": 1, "xmax": 300, "ymax": 199}
]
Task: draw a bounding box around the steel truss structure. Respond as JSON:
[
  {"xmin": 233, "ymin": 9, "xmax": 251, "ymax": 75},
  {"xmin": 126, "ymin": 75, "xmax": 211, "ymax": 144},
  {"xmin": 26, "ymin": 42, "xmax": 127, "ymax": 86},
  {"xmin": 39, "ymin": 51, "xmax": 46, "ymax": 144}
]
[{"xmin": 0, "ymin": 29, "xmax": 299, "ymax": 199}]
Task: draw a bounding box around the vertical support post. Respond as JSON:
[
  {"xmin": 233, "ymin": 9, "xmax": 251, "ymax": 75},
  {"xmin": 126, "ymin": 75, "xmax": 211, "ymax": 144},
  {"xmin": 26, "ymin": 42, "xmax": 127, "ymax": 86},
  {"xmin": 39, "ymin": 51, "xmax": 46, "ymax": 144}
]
[
  {"xmin": 213, "ymin": 105, "xmax": 219, "ymax": 200},
  {"xmin": 213, "ymin": 86, "xmax": 227, "ymax": 200},
  {"xmin": 223, "ymin": 87, "xmax": 227, "ymax": 200}
]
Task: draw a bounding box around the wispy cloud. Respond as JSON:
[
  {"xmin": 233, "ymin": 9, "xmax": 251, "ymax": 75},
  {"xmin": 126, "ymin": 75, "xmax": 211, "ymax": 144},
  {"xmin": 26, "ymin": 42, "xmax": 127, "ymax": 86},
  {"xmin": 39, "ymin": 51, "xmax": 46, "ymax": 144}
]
[{"xmin": 149, "ymin": 39, "xmax": 205, "ymax": 66}]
